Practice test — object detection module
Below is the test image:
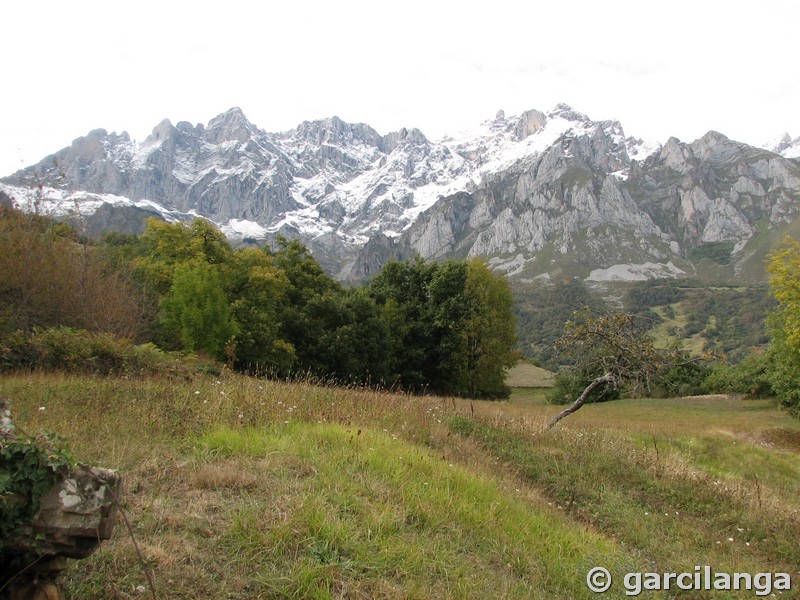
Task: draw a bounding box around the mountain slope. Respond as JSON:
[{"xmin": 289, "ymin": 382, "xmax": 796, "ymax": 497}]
[{"xmin": 3, "ymin": 105, "xmax": 800, "ymax": 284}]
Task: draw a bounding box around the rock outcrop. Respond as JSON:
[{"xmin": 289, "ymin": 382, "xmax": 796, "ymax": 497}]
[{"xmin": 0, "ymin": 400, "xmax": 120, "ymax": 600}]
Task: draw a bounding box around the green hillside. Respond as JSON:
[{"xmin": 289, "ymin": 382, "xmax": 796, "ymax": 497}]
[{"xmin": 505, "ymin": 361, "xmax": 555, "ymax": 388}]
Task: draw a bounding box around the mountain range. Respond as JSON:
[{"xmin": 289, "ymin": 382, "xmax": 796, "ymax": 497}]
[{"xmin": 3, "ymin": 104, "xmax": 800, "ymax": 285}]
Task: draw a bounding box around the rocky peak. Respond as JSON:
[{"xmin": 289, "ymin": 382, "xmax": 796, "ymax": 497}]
[
  {"xmin": 64, "ymin": 128, "xmax": 107, "ymax": 162},
  {"xmin": 690, "ymin": 131, "xmax": 756, "ymax": 166},
  {"xmin": 205, "ymin": 107, "xmax": 261, "ymax": 145},
  {"xmin": 291, "ymin": 116, "xmax": 382, "ymax": 150},
  {"xmin": 381, "ymin": 127, "xmax": 429, "ymax": 154},
  {"xmin": 176, "ymin": 120, "xmax": 200, "ymax": 134},
  {"xmin": 515, "ymin": 109, "xmax": 548, "ymax": 140},
  {"xmin": 660, "ymin": 137, "xmax": 695, "ymax": 172},
  {"xmin": 767, "ymin": 132, "xmax": 793, "ymax": 153},
  {"xmin": 548, "ymin": 103, "xmax": 589, "ymax": 124},
  {"xmin": 150, "ymin": 118, "xmax": 176, "ymax": 142}
]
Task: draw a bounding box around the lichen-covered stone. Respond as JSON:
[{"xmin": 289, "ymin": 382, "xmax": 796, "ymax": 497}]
[{"xmin": 0, "ymin": 401, "xmax": 120, "ymax": 599}]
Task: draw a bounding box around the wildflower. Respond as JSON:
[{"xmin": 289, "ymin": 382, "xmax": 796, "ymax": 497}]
[{"xmin": 194, "ymin": 391, "xmax": 200, "ymax": 395}]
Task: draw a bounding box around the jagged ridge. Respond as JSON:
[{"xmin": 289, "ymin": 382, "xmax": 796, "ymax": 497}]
[{"xmin": 2, "ymin": 105, "xmax": 800, "ymax": 284}]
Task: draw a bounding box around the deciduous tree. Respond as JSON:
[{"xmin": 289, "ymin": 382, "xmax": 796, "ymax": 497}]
[
  {"xmin": 159, "ymin": 260, "xmax": 237, "ymax": 358},
  {"xmin": 765, "ymin": 236, "xmax": 800, "ymax": 414},
  {"xmin": 547, "ymin": 308, "xmax": 703, "ymax": 429}
]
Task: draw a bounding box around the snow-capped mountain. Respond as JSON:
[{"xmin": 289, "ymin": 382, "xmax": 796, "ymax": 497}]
[
  {"xmin": 763, "ymin": 132, "xmax": 800, "ymax": 159},
  {"xmin": 3, "ymin": 104, "xmax": 800, "ymax": 284}
]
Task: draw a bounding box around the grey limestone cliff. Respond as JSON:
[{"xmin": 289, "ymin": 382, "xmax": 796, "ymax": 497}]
[{"xmin": 3, "ymin": 105, "xmax": 800, "ymax": 285}]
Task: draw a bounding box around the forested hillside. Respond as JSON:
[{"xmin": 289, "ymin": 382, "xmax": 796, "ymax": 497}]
[{"xmin": 514, "ymin": 278, "xmax": 773, "ymax": 367}]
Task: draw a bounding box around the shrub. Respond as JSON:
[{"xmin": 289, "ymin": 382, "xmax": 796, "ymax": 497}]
[
  {"xmin": 0, "ymin": 327, "xmax": 197, "ymax": 377},
  {"xmin": 703, "ymin": 352, "xmax": 773, "ymax": 398},
  {"xmin": 546, "ymin": 370, "xmax": 619, "ymax": 405}
]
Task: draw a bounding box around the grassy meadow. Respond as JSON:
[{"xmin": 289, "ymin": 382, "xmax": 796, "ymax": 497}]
[{"xmin": 2, "ymin": 371, "xmax": 799, "ymax": 599}]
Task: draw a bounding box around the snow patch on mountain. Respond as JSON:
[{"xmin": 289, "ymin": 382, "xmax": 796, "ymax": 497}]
[
  {"xmin": 762, "ymin": 132, "xmax": 800, "ymax": 158},
  {"xmin": 586, "ymin": 261, "xmax": 686, "ymax": 282},
  {"xmin": 0, "ymin": 182, "xmax": 198, "ymax": 223},
  {"xmin": 487, "ymin": 254, "xmax": 531, "ymax": 277},
  {"xmin": 220, "ymin": 218, "xmax": 268, "ymax": 240}
]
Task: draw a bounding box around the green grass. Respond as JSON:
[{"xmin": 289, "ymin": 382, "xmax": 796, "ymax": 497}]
[
  {"xmin": 449, "ymin": 414, "xmax": 800, "ymax": 598},
  {"xmin": 649, "ymin": 304, "xmax": 708, "ymax": 355},
  {"xmin": 2, "ymin": 373, "xmax": 799, "ymax": 598},
  {"xmin": 189, "ymin": 423, "xmax": 630, "ymax": 598},
  {"xmin": 505, "ymin": 361, "xmax": 554, "ymax": 388}
]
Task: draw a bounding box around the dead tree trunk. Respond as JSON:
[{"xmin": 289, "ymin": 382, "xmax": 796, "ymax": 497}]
[{"xmin": 546, "ymin": 372, "xmax": 614, "ymax": 430}]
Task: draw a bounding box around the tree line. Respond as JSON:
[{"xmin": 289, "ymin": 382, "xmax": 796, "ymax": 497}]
[{"xmin": 0, "ymin": 207, "xmax": 517, "ymax": 399}]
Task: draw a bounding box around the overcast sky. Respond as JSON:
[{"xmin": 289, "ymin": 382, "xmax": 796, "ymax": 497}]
[{"xmin": 2, "ymin": 0, "xmax": 798, "ymax": 176}]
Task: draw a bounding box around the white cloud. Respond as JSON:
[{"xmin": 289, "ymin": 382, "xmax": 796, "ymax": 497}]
[{"xmin": 1, "ymin": 0, "xmax": 798, "ymax": 175}]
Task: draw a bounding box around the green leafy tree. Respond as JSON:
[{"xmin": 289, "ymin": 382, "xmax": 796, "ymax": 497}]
[
  {"xmin": 368, "ymin": 257, "xmax": 443, "ymax": 392},
  {"xmin": 368, "ymin": 256, "xmax": 517, "ymax": 398},
  {"xmin": 459, "ymin": 259, "xmax": 518, "ymax": 399},
  {"xmin": 702, "ymin": 351, "xmax": 772, "ymax": 397},
  {"xmin": 135, "ymin": 218, "xmax": 234, "ymax": 295},
  {"xmin": 303, "ymin": 288, "xmax": 393, "ymax": 384},
  {"xmin": 765, "ymin": 236, "xmax": 800, "ymax": 414},
  {"xmin": 271, "ymin": 237, "xmax": 342, "ymax": 373},
  {"xmin": 159, "ymin": 261, "xmax": 237, "ymax": 358},
  {"xmin": 135, "ymin": 219, "xmax": 196, "ymax": 295},
  {"xmin": 226, "ymin": 247, "xmax": 295, "ymax": 373}
]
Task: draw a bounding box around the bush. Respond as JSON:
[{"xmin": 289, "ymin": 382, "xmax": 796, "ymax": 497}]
[
  {"xmin": 0, "ymin": 327, "xmax": 196, "ymax": 377},
  {"xmin": 649, "ymin": 360, "xmax": 710, "ymax": 398},
  {"xmin": 546, "ymin": 370, "xmax": 619, "ymax": 405},
  {"xmin": 702, "ymin": 352, "xmax": 773, "ymax": 398},
  {"xmin": 764, "ymin": 341, "xmax": 800, "ymax": 414}
]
